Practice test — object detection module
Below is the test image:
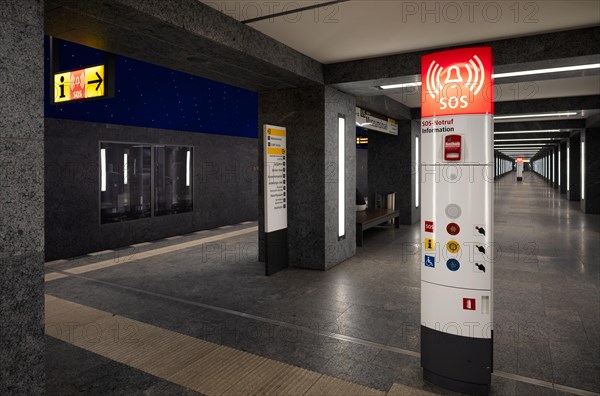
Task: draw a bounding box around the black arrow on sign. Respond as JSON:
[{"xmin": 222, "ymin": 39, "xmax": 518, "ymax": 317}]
[{"xmin": 88, "ymin": 72, "xmax": 103, "ymax": 91}]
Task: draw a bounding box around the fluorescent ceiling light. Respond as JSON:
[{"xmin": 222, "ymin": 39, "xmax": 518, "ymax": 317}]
[
  {"xmin": 494, "ymin": 129, "xmax": 561, "ymax": 134},
  {"xmin": 495, "ymin": 143, "xmax": 549, "ymax": 146},
  {"xmin": 494, "ymin": 112, "xmax": 577, "ymax": 120},
  {"xmin": 378, "ymin": 63, "xmax": 599, "ymax": 89},
  {"xmin": 380, "ymin": 82, "xmax": 422, "ymax": 90},
  {"xmin": 494, "ymin": 138, "xmax": 559, "ymax": 142},
  {"xmin": 492, "ymin": 63, "xmax": 600, "ymax": 79}
]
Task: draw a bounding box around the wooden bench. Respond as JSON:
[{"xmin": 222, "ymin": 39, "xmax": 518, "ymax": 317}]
[{"xmin": 356, "ymin": 208, "xmax": 400, "ymax": 246}]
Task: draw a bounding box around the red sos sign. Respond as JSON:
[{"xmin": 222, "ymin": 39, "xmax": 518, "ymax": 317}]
[
  {"xmin": 70, "ymin": 70, "xmax": 85, "ymax": 100},
  {"xmin": 421, "ymin": 47, "xmax": 493, "ymax": 118},
  {"xmin": 424, "ymin": 221, "xmax": 434, "ymax": 233}
]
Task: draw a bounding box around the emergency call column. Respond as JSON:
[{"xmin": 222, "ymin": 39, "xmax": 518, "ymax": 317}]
[
  {"xmin": 420, "ymin": 47, "xmax": 494, "ymax": 395},
  {"xmin": 516, "ymin": 157, "xmax": 524, "ymax": 181}
]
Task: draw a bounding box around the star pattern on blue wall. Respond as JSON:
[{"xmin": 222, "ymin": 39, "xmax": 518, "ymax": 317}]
[{"xmin": 44, "ymin": 37, "xmax": 258, "ymax": 138}]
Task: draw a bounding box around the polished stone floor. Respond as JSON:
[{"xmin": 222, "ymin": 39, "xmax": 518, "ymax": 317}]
[{"xmin": 45, "ymin": 171, "xmax": 599, "ymax": 395}]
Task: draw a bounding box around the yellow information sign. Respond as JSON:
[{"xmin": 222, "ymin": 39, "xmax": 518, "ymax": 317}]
[
  {"xmin": 53, "ymin": 65, "xmax": 105, "ymax": 103},
  {"xmin": 424, "ymin": 238, "xmax": 435, "ymax": 251}
]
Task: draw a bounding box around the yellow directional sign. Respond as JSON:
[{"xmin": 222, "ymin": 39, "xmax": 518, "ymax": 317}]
[{"xmin": 53, "ymin": 65, "xmax": 105, "ymax": 103}]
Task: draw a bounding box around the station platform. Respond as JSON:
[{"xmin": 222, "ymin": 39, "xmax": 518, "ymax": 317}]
[{"xmin": 44, "ymin": 172, "xmax": 599, "ymax": 395}]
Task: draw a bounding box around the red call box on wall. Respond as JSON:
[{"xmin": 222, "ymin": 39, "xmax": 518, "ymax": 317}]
[{"xmin": 444, "ymin": 135, "xmax": 462, "ymax": 161}]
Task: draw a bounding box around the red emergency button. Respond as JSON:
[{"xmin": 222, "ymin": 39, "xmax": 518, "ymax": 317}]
[
  {"xmin": 446, "ymin": 223, "xmax": 460, "ymax": 235},
  {"xmin": 463, "ymin": 298, "xmax": 476, "ymax": 311}
]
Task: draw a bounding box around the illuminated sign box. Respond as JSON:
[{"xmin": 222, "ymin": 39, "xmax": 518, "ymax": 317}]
[
  {"xmin": 421, "ymin": 47, "xmax": 493, "ymax": 118},
  {"xmin": 53, "ymin": 65, "xmax": 106, "ymax": 103}
]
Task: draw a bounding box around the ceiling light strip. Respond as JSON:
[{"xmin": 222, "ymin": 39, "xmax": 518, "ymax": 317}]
[
  {"xmin": 492, "ymin": 63, "xmax": 600, "ymax": 79},
  {"xmin": 378, "ymin": 63, "xmax": 599, "ymax": 89},
  {"xmin": 493, "ymin": 130, "xmax": 561, "ymax": 134},
  {"xmin": 494, "ymin": 112, "xmax": 578, "ymax": 120},
  {"xmin": 494, "ymin": 138, "xmax": 559, "ymax": 142}
]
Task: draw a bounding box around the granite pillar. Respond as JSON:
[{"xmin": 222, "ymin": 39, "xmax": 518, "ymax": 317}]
[
  {"xmin": 0, "ymin": 0, "xmax": 45, "ymax": 394},
  {"xmin": 258, "ymin": 86, "xmax": 356, "ymax": 270},
  {"xmin": 567, "ymin": 134, "xmax": 581, "ymax": 201},
  {"xmin": 581, "ymin": 129, "xmax": 600, "ymax": 214},
  {"xmin": 367, "ymin": 120, "xmax": 415, "ymax": 225}
]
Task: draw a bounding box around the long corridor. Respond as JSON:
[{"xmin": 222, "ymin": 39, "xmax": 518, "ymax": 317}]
[
  {"xmin": 44, "ymin": 172, "xmax": 600, "ymax": 395},
  {"xmin": 493, "ymin": 171, "xmax": 599, "ymax": 394}
]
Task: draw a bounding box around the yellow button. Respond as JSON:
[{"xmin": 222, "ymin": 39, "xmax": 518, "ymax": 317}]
[{"xmin": 446, "ymin": 240, "xmax": 460, "ymax": 253}]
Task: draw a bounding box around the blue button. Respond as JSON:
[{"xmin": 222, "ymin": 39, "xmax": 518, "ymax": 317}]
[{"xmin": 446, "ymin": 259, "xmax": 460, "ymax": 271}]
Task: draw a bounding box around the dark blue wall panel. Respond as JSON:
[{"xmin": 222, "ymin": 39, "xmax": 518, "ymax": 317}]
[{"xmin": 44, "ymin": 37, "xmax": 258, "ymax": 138}]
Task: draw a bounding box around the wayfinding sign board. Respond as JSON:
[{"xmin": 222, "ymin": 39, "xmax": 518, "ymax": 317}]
[
  {"xmin": 53, "ymin": 65, "xmax": 105, "ymax": 103},
  {"xmin": 263, "ymin": 124, "xmax": 289, "ymax": 276},
  {"xmin": 263, "ymin": 125, "xmax": 287, "ymax": 233}
]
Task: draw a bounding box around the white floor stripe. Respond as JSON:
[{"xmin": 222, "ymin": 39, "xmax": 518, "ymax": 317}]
[
  {"xmin": 87, "ymin": 249, "xmax": 114, "ymax": 256},
  {"xmin": 44, "ymin": 226, "xmax": 257, "ymax": 279},
  {"xmin": 131, "ymin": 242, "xmax": 153, "ymax": 247},
  {"xmin": 44, "ymin": 259, "xmax": 67, "ymax": 267},
  {"xmin": 45, "ymin": 272, "xmax": 68, "ymax": 282}
]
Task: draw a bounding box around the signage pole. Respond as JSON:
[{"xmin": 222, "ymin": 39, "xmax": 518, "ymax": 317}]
[
  {"xmin": 420, "ymin": 47, "xmax": 494, "ymax": 395},
  {"xmin": 263, "ymin": 125, "xmax": 288, "ymax": 276}
]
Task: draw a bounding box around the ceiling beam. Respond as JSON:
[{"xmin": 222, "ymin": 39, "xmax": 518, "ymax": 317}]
[
  {"xmin": 45, "ymin": 0, "xmax": 324, "ymax": 92},
  {"xmin": 410, "ymin": 97, "xmax": 598, "ymax": 120},
  {"xmin": 355, "ymin": 96, "xmax": 412, "ymax": 120},
  {"xmin": 325, "ymin": 27, "xmax": 600, "ymax": 85},
  {"xmin": 494, "ymin": 133, "xmax": 570, "ymax": 141},
  {"xmin": 493, "ymin": 120, "xmax": 586, "ymax": 131},
  {"xmin": 494, "ymin": 95, "xmax": 600, "ymax": 115}
]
